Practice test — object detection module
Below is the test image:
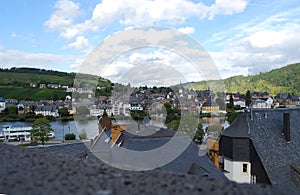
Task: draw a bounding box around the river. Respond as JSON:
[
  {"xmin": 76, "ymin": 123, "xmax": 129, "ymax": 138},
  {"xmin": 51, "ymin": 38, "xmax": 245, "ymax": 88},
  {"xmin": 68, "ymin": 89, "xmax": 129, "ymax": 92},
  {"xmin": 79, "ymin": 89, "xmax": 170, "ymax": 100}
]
[{"xmin": 0, "ymin": 116, "xmax": 229, "ymax": 141}]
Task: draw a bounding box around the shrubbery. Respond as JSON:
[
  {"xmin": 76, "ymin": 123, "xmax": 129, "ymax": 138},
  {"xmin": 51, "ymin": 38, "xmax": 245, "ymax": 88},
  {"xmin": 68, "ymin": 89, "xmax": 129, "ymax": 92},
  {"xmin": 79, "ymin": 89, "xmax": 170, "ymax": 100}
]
[{"xmin": 64, "ymin": 133, "xmax": 76, "ymax": 140}]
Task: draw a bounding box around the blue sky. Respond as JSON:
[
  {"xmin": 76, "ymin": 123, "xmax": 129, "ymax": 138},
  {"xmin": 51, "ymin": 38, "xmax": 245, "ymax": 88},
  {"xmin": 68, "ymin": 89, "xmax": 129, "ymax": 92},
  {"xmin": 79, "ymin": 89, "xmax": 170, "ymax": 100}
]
[{"xmin": 1, "ymin": 0, "xmax": 300, "ymax": 85}]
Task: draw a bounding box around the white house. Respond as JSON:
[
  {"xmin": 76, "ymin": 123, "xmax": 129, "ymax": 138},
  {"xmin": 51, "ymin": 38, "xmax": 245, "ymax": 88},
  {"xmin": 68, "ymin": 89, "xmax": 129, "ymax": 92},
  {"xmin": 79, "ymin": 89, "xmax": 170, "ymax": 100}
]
[
  {"xmin": 252, "ymin": 97, "xmax": 273, "ymax": 109},
  {"xmin": 113, "ymin": 102, "xmax": 130, "ymax": 116},
  {"xmin": 234, "ymin": 99, "xmax": 246, "ymax": 108},
  {"xmin": 34, "ymin": 105, "xmax": 59, "ymax": 117},
  {"xmin": 0, "ymin": 97, "xmax": 5, "ymax": 113}
]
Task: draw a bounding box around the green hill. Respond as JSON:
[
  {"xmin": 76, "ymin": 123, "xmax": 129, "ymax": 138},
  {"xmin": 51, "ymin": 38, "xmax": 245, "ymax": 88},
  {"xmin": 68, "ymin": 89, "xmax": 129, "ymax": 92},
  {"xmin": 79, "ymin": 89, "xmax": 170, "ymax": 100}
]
[
  {"xmin": 183, "ymin": 63, "xmax": 300, "ymax": 96},
  {"xmin": 0, "ymin": 67, "xmax": 113, "ymax": 100}
]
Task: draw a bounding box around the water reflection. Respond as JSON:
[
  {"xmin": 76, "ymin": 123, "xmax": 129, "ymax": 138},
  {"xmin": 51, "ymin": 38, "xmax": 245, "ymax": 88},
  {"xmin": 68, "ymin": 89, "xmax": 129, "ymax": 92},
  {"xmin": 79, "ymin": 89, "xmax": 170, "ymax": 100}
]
[{"xmin": 0, "ymin": 116, "xmax": 229, "ymax": 141}]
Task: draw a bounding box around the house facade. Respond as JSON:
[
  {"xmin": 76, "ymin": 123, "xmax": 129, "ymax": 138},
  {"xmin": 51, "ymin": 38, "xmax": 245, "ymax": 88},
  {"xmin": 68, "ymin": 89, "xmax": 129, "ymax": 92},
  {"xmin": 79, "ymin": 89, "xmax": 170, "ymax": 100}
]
[
  {"xmin": 252, "ymin": 97, "xmax": 273, "ymax": 109},
  {"xmin": 35, "ymin": 105, "xmax": 59, "ymax": 117},
  {"xmin": 219, "ymin": 109, "xmax": 300, "ymax": 192},
  {"xmin": 0, "ymin": 97, "xmax": 5, "ymax": 113}
]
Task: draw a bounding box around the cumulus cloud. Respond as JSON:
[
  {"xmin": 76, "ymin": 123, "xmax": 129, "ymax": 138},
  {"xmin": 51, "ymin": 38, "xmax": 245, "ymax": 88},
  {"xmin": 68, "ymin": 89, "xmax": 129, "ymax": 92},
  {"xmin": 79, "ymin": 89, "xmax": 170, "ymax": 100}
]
[
  {"xmin": 207, "ymin": 7, "xmax": 300, "ymax": 77},
  {"xmin": 65, "ymin": 36, "xmax": 89, "ymax": 50},
  {"xmin": 44, "ymin": 0, "xmax": 81, "ymax": 38},
  {"xmin": 208, "ymin": 0, "xmax": 248, "ymax": 20},
  {"xmin": 44, "ymin": 0, "xmax": 249, "ymax": 44},
  {"xmin": 0, "ymin": 46, "xmax": 77, "ymax": 71},
  {"xmin": 178, "ymin": 27, "xmax": 195, "ymax": 34}
]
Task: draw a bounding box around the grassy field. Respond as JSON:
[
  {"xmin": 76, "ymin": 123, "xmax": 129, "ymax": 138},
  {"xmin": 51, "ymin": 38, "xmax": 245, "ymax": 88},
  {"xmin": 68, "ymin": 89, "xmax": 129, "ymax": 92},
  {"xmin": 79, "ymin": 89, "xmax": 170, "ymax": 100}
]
[
  {"xmin": 0, "ymin": 72, "xmax": 74, "ymax": 86},
  {"xmin": 0, "ymin": 87, "xmax": 71, "ymax": 100}
]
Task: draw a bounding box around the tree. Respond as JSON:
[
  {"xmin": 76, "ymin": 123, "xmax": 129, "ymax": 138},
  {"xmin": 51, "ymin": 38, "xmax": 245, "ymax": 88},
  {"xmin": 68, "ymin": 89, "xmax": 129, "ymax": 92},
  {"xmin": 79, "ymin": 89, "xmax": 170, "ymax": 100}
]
[
  {"xmin": 246, "ymin": 90, "xmax": 252, "ymax": 108},
  {"xmin": 65, "ymin": 133, "xmax": 76, "ymax": 140},
  {"xmin": 31, "ymin": 118, "xmax": 54, "ymax": 145},
  {"xmin": 229, "ymin": 94, "xmax": 234, "ymax": 107},
  {"xmin": 130, "ymin": 109, "xmax": 148, "ymax": 131},
  {"xmin": 8, "ymin": 106, "xmax": 18, "ymax": 115},
  {"xmin": 58, "ymin": 107, "xmax": 69, "ymax": 117},
  {"xmin": 193, "ymin": 123, "xmax": 205, "ymax": 145}
]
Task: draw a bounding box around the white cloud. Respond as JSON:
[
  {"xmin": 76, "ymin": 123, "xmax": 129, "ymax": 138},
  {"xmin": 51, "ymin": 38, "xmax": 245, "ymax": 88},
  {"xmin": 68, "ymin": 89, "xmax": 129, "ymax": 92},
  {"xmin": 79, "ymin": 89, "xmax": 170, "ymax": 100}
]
[
  {"xmin": 178, "ymin": 27, "xmax": 195, "ymax": 34},
  {"xmin": 45, "ymin": 0, "xmax": 249, "ymax": 41},
  {"xmin": 44, "ymin": 0, "xmax": 81, "ymax": 39},
  {"xmin": 69, "ymin": 58, "xmax": 84, "ymax": 70},
  {"xmin": 0, "ymin": 46, "xmax": 77, "ymax": 71},
  {"xmin": 65, "ymin": 36, "xmax": 89, "ymax": 50},
  {"xmin": 208, "ymin": 0, "xmax": 248, "ymax": 20},
  {"xmin": 206, "ymin": 7, "xmax": 300, "ymax": 77}
]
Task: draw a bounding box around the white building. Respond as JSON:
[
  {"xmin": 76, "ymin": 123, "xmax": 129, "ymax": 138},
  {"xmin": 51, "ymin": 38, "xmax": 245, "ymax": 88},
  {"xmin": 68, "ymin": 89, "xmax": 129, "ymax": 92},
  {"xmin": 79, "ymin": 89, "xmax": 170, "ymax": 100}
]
[
  {"xmin": 0, "ymin": 97, "xmax": 5, "ymax": 113},
  {"xmin": 34, "ymin": 105, "xmax": 59, "ymax": 117},
  {"xmin": 219, "ymin": 113, "xmax": 252, "ymax": 183},
  {"xmin": 113, "ymin": 102, "xmax": 130, "ymax": 116},
  {"xmin": 252, "ymin": 97, "xmax": 273, "ymax": 109}
]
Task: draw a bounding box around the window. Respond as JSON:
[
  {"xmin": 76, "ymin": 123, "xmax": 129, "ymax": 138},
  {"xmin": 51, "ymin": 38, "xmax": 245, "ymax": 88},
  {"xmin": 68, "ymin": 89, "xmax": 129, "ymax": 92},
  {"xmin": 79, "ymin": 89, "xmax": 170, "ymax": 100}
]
[{"xmin": 242, "ymin": 163, "xmax": 248, "ymax": 173}]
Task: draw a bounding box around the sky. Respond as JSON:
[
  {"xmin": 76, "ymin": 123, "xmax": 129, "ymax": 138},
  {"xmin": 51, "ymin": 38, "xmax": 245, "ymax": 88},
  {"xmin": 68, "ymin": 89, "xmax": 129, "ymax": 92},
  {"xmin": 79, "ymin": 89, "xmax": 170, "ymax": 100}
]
[{"xmin": 0, "ymin": 0, "xmax": 300, "ymax": 86}]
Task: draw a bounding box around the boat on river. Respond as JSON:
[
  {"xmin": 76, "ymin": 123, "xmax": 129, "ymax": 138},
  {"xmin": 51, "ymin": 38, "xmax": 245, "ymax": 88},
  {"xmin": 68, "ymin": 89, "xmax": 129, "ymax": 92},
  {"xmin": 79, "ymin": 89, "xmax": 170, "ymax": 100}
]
[{"xmin": 1, "ymin": 125, "xmax": 55, "ymax": 141}]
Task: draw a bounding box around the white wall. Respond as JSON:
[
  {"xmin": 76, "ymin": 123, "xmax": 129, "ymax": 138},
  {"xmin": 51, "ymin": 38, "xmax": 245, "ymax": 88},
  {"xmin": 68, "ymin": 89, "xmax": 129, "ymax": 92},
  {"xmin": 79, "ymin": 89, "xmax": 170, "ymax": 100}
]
[
  {"xmin": 224, "ymin": 158, "xmax": 251, "ymax": 183},
  {"xmin": 0, "ymin": 101, "xmax": 5, "ymax": 112}
]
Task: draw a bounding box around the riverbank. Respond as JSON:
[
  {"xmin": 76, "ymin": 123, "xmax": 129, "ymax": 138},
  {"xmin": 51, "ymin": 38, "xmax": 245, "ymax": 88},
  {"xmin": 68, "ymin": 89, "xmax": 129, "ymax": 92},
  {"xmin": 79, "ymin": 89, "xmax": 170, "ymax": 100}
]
[{"xmin": 5, "ymin": 139, "xmax": 84, "ymax": 147}]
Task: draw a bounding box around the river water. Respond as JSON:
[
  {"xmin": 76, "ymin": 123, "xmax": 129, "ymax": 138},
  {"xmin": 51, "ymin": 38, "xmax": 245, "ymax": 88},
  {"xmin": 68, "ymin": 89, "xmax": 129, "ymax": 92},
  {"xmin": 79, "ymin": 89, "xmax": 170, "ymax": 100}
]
[{"xmin": 0, "ymin": 116, "xmax": 229, "ymax": 141}]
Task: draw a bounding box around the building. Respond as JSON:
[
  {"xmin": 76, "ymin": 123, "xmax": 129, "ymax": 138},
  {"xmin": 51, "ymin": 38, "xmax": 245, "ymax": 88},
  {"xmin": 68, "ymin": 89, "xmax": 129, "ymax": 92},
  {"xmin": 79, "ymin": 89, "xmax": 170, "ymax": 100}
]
[
  {"xmin": 90, "ymin": 114, "xmax": 227, "ymax": 180},
  {"xmin": 219, "ymin": 109, "xmax": 300, "ymax": 192},
  {"xmin": 34, "ymin": 105, "xmax": 58, "ymax": 117},
  {"xmin": 219, "ymin": 113, "xmax": 252, "ymax": 183},
  {"xmin": 251, "ymin": 97, "xmax": 273, "ymax": 109},
  {"xmin": 112, "ymin": 102, "xmax": 130, "ymax": 116},
  {"xmin": 0, "ymin": 97, "xmax": 5, "ymax": 113},
  {"xmin": 201, "ymin": 96, "xmax": 220, "ymax": 113}
]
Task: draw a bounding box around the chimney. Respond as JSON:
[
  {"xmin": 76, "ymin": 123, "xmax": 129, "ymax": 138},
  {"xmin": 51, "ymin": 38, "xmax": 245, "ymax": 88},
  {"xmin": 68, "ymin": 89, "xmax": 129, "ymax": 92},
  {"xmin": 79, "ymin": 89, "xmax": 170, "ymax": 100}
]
[{"xmin": 283, "ymin": 112, "xmax": 291, "ymax": 143}]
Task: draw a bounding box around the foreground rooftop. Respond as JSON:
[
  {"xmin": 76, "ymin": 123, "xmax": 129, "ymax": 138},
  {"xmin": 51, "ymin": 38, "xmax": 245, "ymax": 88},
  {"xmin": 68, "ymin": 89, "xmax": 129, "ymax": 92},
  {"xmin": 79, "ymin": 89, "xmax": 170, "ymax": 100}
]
[{"xmin": 0, "ymin": 142, "xmax": 292, "ymax": 194}]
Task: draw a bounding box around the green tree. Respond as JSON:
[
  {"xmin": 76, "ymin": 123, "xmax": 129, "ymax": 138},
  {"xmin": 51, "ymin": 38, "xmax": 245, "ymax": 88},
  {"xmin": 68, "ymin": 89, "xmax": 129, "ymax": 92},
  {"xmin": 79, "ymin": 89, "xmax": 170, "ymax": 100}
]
[
  {"xmin": 65, "ymin": 133, "xmax": 76, "ymax": 140},
  {"xmin": 193, "ymin": 123, "xmax": 204, "ymax": 145},
  {"xmin": 8, "ymin": 106, "xmax": 18, "ymax": 115},
  {"xmin": 246, "ymin": 90, "xmax": 252, "ymax": 108},
  {"xmin": 229, "ymin": 94, "xmax": 234, "ymax": 107},
  {"xmin": 164, "ymin": 102, "xmax": 181, "ymax": 124},
  {"xmin": 31, "ymin": 118, "xmax": 54, "ymax": 145},
  {"xmin": 130, "ymin": 109, "xmax": 148, "ymax": 131},
  {"xmin": 58, "ymin": 107, "xmax": 69, "ymax": 117},
  {"xmin": 166, "ymin": 120, "xmax": 180, "ymax": 130}
]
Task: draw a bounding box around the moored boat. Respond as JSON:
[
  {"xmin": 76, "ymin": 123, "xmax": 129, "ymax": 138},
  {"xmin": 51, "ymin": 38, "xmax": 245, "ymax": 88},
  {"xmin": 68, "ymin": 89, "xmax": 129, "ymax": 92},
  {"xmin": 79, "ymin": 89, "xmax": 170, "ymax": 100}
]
[{"xmin": 2, "ymin": 125, "xmax": 55, "ymax": 141}]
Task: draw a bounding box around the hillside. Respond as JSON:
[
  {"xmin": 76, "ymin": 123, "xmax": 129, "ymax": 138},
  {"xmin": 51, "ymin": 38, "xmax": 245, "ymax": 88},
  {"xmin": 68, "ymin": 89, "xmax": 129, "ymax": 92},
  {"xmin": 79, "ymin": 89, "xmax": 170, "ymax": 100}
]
[
  {"xmin": 0, "ymin": 68, "xmax": 113, "ymax": 100},
  {"xmin": 184, "ymin": 63, "xmax": 300, "ymax": 95}
]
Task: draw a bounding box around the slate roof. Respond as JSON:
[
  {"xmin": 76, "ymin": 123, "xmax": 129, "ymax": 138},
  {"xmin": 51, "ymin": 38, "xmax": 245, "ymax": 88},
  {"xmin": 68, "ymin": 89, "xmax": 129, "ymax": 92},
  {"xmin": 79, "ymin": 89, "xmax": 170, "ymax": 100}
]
[
  {"xmin": 242, "ymin": 109, "xmax": 300, "ymax": 192},
  {"xmin": 222, "ymin": 112, "xmax": 250, "ymax": 138},
  {"xmin": 35, "ymin": 105, "xmax": 57, "ymax": 112},
  {"xmin": 91, "ymin": 122, "xmax": 227, "ymax": 180},
  {"xmin": 1, "ymin": 142, "xmax": 288, "ymax": 194},
  {"xmin": 202, "ymin": 96, "xmax": 219, "ymax": 107}
]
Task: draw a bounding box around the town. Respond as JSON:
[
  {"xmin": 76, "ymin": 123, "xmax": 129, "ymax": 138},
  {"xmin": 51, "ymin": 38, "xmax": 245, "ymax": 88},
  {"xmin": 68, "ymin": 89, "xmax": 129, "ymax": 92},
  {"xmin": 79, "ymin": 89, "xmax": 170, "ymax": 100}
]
[{"xmin": 1, "ymin": 82, "xmax": 300, "ymax": 192}]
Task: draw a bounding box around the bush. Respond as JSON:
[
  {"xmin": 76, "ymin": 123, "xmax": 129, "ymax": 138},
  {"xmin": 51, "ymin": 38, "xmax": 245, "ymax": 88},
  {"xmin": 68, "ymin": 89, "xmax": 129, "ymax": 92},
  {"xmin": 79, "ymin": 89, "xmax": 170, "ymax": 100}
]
[
  {"xmin": 64, "ymin": 133, "xmax": 76, "ymax": 140},
  {"xmin": 78, "ymin": 129, "xmax": 87, "ymax": 140}
]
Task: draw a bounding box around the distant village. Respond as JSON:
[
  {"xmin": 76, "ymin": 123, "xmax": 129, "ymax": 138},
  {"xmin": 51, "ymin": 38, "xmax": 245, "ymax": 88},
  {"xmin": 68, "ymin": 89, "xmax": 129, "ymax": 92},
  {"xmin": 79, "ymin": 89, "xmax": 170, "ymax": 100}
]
[
  {"xmin": 1, "ymin": 83, "xmax": 300, "ymax": 118},
  {"xmin": 1, "ymin": 84, "xmax": 300, "ymax": 191}
]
